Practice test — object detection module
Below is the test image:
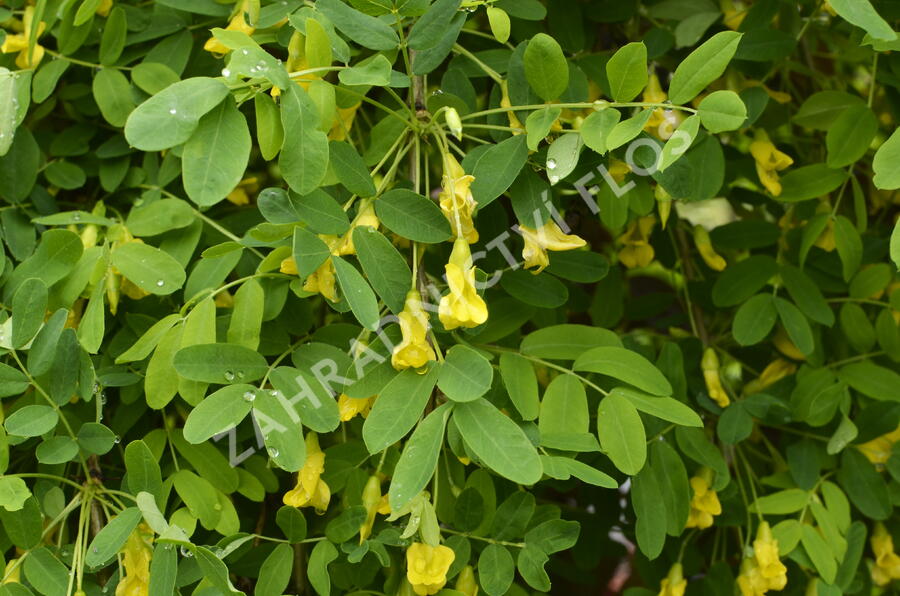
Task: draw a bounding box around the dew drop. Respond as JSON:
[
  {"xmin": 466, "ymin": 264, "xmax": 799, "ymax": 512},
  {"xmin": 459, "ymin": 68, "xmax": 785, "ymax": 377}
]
[
  {"xmin": 73, "ymin": 214, "xmax": 81, "ymax": 222},
  {"xmin": 180, "ymin": 547, "xmax": 193, "ymax": 557},
  {"xmin": 236, "ymin": 371, "xmax": 245, "ymax": 379},
  {"xmin": 213, "ymin": 503, "xmax": 222, "ymax": 511},
  {"xmin": 224, "ymin": 370, "xmax": 235, "ymax": 381},
  {"xmin": 92, "ymin": 546, "xmax": 99, "ymax": 553},
  {"xmin": 269, "ymin": 389, "xmax": 278, "ymax": 397},
  {"xmin": 255, "ymin": 60, "xmax": 268, "ymax": 72},
  {"xmin": 546, "ymin": 158, "xmax": 557, "ymax": 170},
  {"xmin": 156, "ymin": 279, "xmax": 165, "ymax": 287},
  {"xmin": 113, "ymin": 436, "xmax": 121, "ymax": 444},
  {"xmin": 221, "ymin": 68, "xmax": 231, "ymax": 77},
  {"xmin": 169, "ymin": 107, "xmax": 177, "ymax": 115},
  {"xmin": 241, "ymin": 49, "xmax": 249, "ymax": 55},
  {"xmin": 243, "ymin": 390, "xmax": 256, "ymax": 402},
  {"xmin": 549, "ymin": 174, "xmax": 560, "ymax": 184},
  {"xmin": 268, "ymin": 447, "xmax": 279, "ymax": 457}
]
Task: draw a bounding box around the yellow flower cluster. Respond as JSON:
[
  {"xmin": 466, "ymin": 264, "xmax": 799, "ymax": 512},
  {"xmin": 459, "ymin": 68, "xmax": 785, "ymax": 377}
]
[
  {"xmin": 115, "ymin": 524, "xmax": 154, "ymax": 596},
  {"xmin": 658, "ymin": 563, "xmax": 687, "ymax": 596},
  {"xmin": 685, "ymin": 470, "xmax": 722, "ymax": 530},
  {"xmin": 737, "ymin": 522, "xmax": 788, "ymax": 596},
  {"xmin": 702, "ymin": 348, "xmax": 730, "ymax": 408},
  {"xmin": 439, "ymin": 238, "xmax": 488, "ymax": 331},
  {"xmin": 406, "ymin": 543, "xmax": 455, "ymax": 596},
  {"xmin": 1, "ymin": 6, "xmax": 46, "ymax": 69},
  {"xmin": 392, "ymin": 289, "xmax": 437, "ymax": 371},
  {"xmin": 750, "ymin": 131, "xmax": 793, "ymax": 197},
  {"xmin": 283, "ymin": 433, "xmax": 331, "ymax": 513},
  {"xmin": 519, "ymin": 221, "xmax": 586, "ymax": 274},
  {"xmin": 871, "ymin": 522, "xmax": 900, "ymax": 586}
]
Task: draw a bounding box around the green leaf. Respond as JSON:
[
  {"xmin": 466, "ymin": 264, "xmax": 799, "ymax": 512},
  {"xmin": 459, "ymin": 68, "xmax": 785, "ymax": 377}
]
[
  {"xmin": 255, "ymin": 93, "xmax": 283, "ymax": 161},
  {"xmin": 5, "ymin": 405, "xmax": 58, "ymax": 438},
  {"xmin": 126, "ymin": 198, "xmax": 196, "ymax": 237},
  {"xmin": 613, "ymin": 387, "xmax": 702, "ymax": 427},
  {"xmin": 499, "ymin": 352, "xmax": 540, "ymax": 421},
  {"xmin": 697, "ymin": 90, "xmax": 747, "ymax": 133},
  {"xmin": 780, "ymin": 265, "xmax": 834, "ymax": 326},
  {"xmin": 363, "ymin": 366, "xmax": 439, "ymax": 453},
  {"xmin": 478, "ymin": 544, "xmax": 514, "ymax": 596},
  {"xmin": 315, "ymin": 0, "xmax": 399, "ymax": 50},
  {"xmin": 77, "ymin": 422, "xmax": 117, "ymax": 455},
  {"xmin": 545, "ymin": 133, "xmax": 582, "ymax": 184},
  {"xmin": 99, "ymin": 6, "xmax": 127, "ymax": 65},
  {"xmin": 838, "ymin": 450, "xmax": 891, "ymax": 520},
  {"xmin": 376, "ymin": 189, "xmax": 451, "ymax": 243},
  {"xmin": 0, "ymin": 477, "xmax": 30, "ymax": 512},
  {"xmin": 574, "ymin": 346, "xmax": 672, "ymax": 396},
  {"xmin": 668, "ymin": 31, "xmax": 743, "ymax": 105},
  {"xmin": 525, "ymin": 107, "xmax": 562, "ymax": 151},
  {"xmin": 0, "ymin": 68, "xmax": 18, "ymax": 157},
  {"xmin": 659, "ymin": 114, "xmax": 700, "ymax": 171},
  {"xmin": 111, "ymin": 242, "xmax": 186, "ymax": 296},
  {"xmin": 23, "ymin": 547, "xmax": 68, "ymax": 596},
  {"xmin": 11, "ymin": 277, "xmax": 47, "ymax": 348},
  {"xmin": 838, "ymin": 360, "xmax": 900, "ymax": 401},
  {"xmin": 389, "ymin": 403, "xmax": 451, "ymax": 511},
  {"xmin": 256, "ymin": 544, "xmax": 293, "ymax": 596},
  {"xmin": 252, "ymin": 383, "xmax": 307, "ymax": 472},
  {"xmin": 338, "ymin": 54, "xmax": 392, "ymax": 86},
  {"xmin": 775, "ymin": 297, "xmax": 814, "ymax": 356},
  {"xmin": 711, "ymin": 255, "xmax": 777, "ymax": 307},
  {"xmin": 332, "ymin": 256, "xmax": 380, "ymax": 331},
  {"xmin": 84, "ymin": 507, "xmax": 142, "ymax": 567},
  {"xmin": 606, "ymin": 42, "xmax": 647, "ymax": 102},
  {"xmin": 183, "ymin": 384, "xmax": 256, "ymax": 444},
  {"xmin": 632, "ymin": 466, "xmax": 666, "ymax": 559},
  {"xmin": 173, "ymin": 343, "xmax": 269, "ymax": 384},
  {"xmin": 466, "ymin": 135, "xmax": 529, "ymax": 207},
  {"xmin": 486, "ymin": 6, "xmax": 511, "ymax": 44},
  {"xmin": 307, "ymin": 540, "xmax": 338, "ymax": 596},
  {"xmin": 523, "ymin": 33, "xmax": 569, "ymax": 101},
  {"xmin": 292, "ymin": 227, "xmax": 331, "ymax": 277},
  {"xmin": 149, "ymin": 542, "xmax": 178, "ymax": 596},
  {"xmin": 777, "ymin": 164, "xmax": 849, "ymax": 202},
  {"xmin": 437, "ymin": 345, "xmax": 493, "ymax": 403},
  {"xmin": 125, "ymin": 440, "xmax": 163, "ymax": 498},
  {"xmin": 408, "ymin": 0, "xmax": 461, "ymax": 50},
  {"xmin": 596, "ymin": 391, "xmax": 646, "ymax": 475},
  {"xmin": 453, "ymin": 398, "xmax": 543, "ymax": 485},
  {"xmin": 279, "ymin": 84, "xmax": 329, "ymax": 195},
  {"xmin": 329, "ymin": 141, "xmax": 376, "ymax": 197},
  {"xmin": 606, "ymin": 109, "xmax": 653, "ymax": 151},
  {"xmin": 732, "ymin": 293, "xmax": 777, "ymax": 345},
  {"xmin": 182, "ymin": 97, "xmax": 251, "ymax": 207},
  {"xmin": 801, "ymin": 524, "xmax": 838, "ymax": 584},
  {"xmin": 539, "ymin": 375, "xmax": 588, "ymax": 436},
  {"xmin": 873, "ymin": 127, "xmax": 900, "ymax": 190},
  {"xmin": 501, "ymin": 269, "xmax": 568, "ymax": 308},
  {"xmin": 227, "ymin": 279, "xmax": 264, "ymax": 350},
  {"xmin": 834, "ymin": 215, "xmax": 862, "ymax": 281},
  {"xmin": 93, "ymin": 69, "xmax": 135, "ymax": 127},
  {"xmin": 352, "ymin": 226, "xmax": 410, "ymax": 315},
  {"xmin": 580, "ymin": 108, "xmax": 621, "ymax": 155},
  {"xmin": 116, "ymin": 314, "xmax": 182, "ymax": 364},
  {"xmin": 124, "ymin": 78, "xmax": 229, "ymax": 151},
  {"xmin": 829, "ymin": 0, "xmax": 897, "ymax": 41},
  {"xmin": 826, "ymin": 104, "xmax": 878, "ymax": 168},
  {"xmin": 295, "ymin": 190, "xmax": 350, "ymax": 235},
  {"xmin": 36, "ymin": 436, "xmax": 79, "ymax": 465}
]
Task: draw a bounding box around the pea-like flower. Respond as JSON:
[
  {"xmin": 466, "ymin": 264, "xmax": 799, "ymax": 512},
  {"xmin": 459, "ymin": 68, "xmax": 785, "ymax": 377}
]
[
  {"xmin": 519, "ymin": 220, "xmax": 586, "ymax": 274},
  {"xmin": 702, "ymin": 348, "xmax": 730, "ymax": 408},
  {"xmin": 693, "ymin": 225, "xmax": 726, "ymax": 271},
  {"xmin": 618, "ymin": 216, "xmax": 656, "ymax": 269},
  {"xmin": 406, "ymin": 543, "xmax": 455, "ymax": 596},
  {"xmin": 203, "ymin": 0, "xmax": 255, "ymax": 56},
  {"xmin": 737, "ymin": 521, "xmax": 788, "ymax": 596},
  {"xmin": 392, "ymin": 290, "xmax": 437, "ymax": 371},
  {"xmin": 438, "ymin": 154, "xmax": 479, "ymax": 244},
  {"xmin": 1, "ymin": 6, "xmax": 46, "ymax": 69},
  {"xmin": 744, "ymin": 359, "xmax": 796, "ymax": 396},
  {"xmin": 115, "ymin": 524, "xmax": 154, "ymax": 596},
  {"xmin": 337, "ymin": 201, "xmax": 379, "ymax": 256},
  {"xmin": 455, "ymin": 565, "xmax": 479, "ymax": 596},
  {"xmin": 338, "ymin": 393, "xmax": 374, "ymax": 421},
  {"xmin": 658, "ymin": 562, "xmax": 687, "ymax": 596},
  {"xmin": 749, "ymin": 130, "xmax": 793, "ymax": 197},
  {"xmin": 871, "ymin": 522, "xmax": 900, "ymax": 586},
  {"xmin": 685, "ymin": 469, "xmax": 722, "ymax": 530},
  {"xmin": 438, "ymin": 238, "xmax": 488, "ymax": 330},
  {"xmin": 283, "ymin": 433, "xmax": 331, "ymax": 514},
  {"xmin": 359, "ymin": 475, "xmax": 386, "ymax": 543}
]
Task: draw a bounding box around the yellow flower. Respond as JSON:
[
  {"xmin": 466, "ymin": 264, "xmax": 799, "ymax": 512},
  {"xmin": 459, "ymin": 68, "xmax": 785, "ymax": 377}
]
[
  {"xmin": 773, "ymin": 327, "xmax": 806, "ymax": 361},
  {"xmin": 643, "ymin": 74, "xmax": 681, "ymax": 139},
  {"xmin": 406, "ymin": 543, "xmax": 455, "ymax": 596},
  {"xmin": 722, "ymin": 0, "xmax": 748, "ymax": 30},
  {"xmin": 96, "ymin": 0, "xmax": 113, "ymax": 17},
  {"xmin": 392, "ymin": 290, "xmax": 437, "ymax": 371},
  {"xmin": 337, "ymin": 201, "xmax": 379, "ymax": 256},
  {"xmin": 203, "ymin": 0, "xmax": 255, "ymax": 55},
  {"xmin": 438, "ymin": 153, "xmax": 479, "ymax": 244},
  {"xmin": 685, "ymin": 470, "xmax": 722, "ymax": 529},
  {"xmin": 658, "ymin": 563, "xmax": 687, "ymax": 596},
  {"xmin": 519, "ymin": 220, "xmax": 586, "ymax": 273},
  {"xmin": 814, "ymin": 218, "xmax": 836, "ymax": 252},
  {"xmin": 359, "ymin": 475, "xmax": 385, "ymax": 543},
  {"xmin": 303, "ymin": 258, "xmax": 338, "ymax": 302},
  {"xmin": 280, "ymin": 256, "xmax": 298, "ymax": 275},
  {"xmin": 226, "ymin": 177, "xmax": 259, "ymax": 206},
  {"xmin": 283, "ymin": 433, "xmax": 331, "ymax": 514},
  {"xmin": 693, "ymin": 225, "xmax": 726, "ymax": 271},
  {"xmin": 618, "ymin": 216, "xmax": 656, "ymax": 269},
  {"xmin": 871, "ymin": 522, "xmax": 900, "ymax": 586},
  {"xmin": 749, "ymin": 130, "xmax": 793, "ymax": 196},
  {"xmin": 858, "ymin": 425, "xmax": 900, "ymax": 465},
  {"xmin": 738, "ymin": 522, "xmax": 788, "ymax": 596},
  {"xmin": 455, "ymin": 565, "xmax": 479, "ymax": 596},
  {"xmin": 500, "ymin": 80, "xmax": 525, "ymax": 134},
  {"xmin": 1, "ymin": 6, "xmax": 46, "ymax": 69},
  {"xmin": 702, "ymin": 348, "xmax": 730, "ymax": 408},
  {"xmin": 115, "ymin": 524, "xmax": 153, "ymax": 596},
  {"xmin": 438, "ymin": 238, "xmax": 488, "ymax": 330},
  {"xmin": 3, "ymin": 558, "xmax": 20, "ymax": 584},
  {"xmin": 338, "ymin": 393, "xmax": 374, "ymax": 421},
  {"xmin": 744, "ymin": 359, "xmax": 796, "ymax": 395},
  {"xmin": 329, "ymin": 103, "xmax": 360, "ymax": 141}
]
